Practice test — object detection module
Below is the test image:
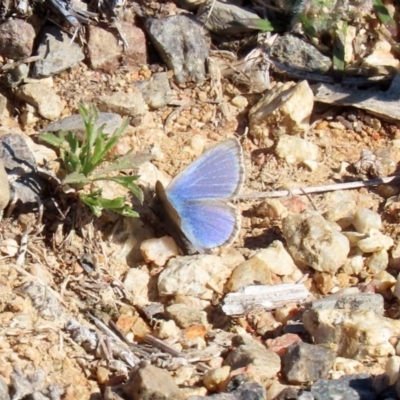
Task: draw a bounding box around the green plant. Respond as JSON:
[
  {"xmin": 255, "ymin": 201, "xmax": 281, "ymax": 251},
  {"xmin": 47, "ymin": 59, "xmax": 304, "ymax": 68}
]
[{"xmin": 40, "ymin": 104, "xmax": 142, "ymax": 217}]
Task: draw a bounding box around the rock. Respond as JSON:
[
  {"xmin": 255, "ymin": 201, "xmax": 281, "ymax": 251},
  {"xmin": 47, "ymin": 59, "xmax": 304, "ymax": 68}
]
[
  {"xmin": 17, "ymin": 83, "xmax": 63, "ymax": 120},
  {"xmin": 158, "ymin": 252, "xmax": 244, "ymax": 299},
  {"xmin": 310, "ymin": 374, "xmax": 376, "ymax": 400},
  {"xmin": 334, "ymin": 357, "xmax": 364, "ymax": 375},
  {"xmin": 269, "ymin": 35, "xmax": 332, "ymax": 73},
  {"xmin": 385, "ymin": 356, "xmax": 400, "ymax": 385},
  {"xmin": 32, "ymin": 25, "xmax": 85, "ymax": 78},
  {"xmin": 309, "ymin": 292, "xmax": 384, "ymax": 315},
  {"xmin": 362, "ymin": 40, "xmax": 400, "ymax": 74},
  {"xmin": 156, "ymin": 319, "xmax": 181, "ymax": 340},
  {"xmin": 303, "ymin": 308, "xmax": 400, "ymax": 360},
  {"xmin": 6, "ymin": 63, "xmax": 30, "ymax": 89},
  {"xmin": 365, "ymin": 249, "xmax": 389, "ymax": 273},
  {"xmin": 255, "ymin": 198, "xmax": 288, "ymax": 219},
  {"xmin": 0, "ymin": 133, "xmax": 45, "ymax": 210},
  {"xmin": 203, "ymin": 366, "xmax": 230, "ymax": 392},
  {"xmin": 97, "ymin": 90, "xmax": 147, "ymax": 119},
  {"xmin": 323, "ymin": 191, "xmax": 356, "ymax": 225},
  {"xmin": 137, "ymin": 72, "xmax": 173, "ymax": 110},
  {"xmin": 390, "ymin": 242, "xmax": 400, "ymax": 270},
  {"xmin": 249, "ymin": 80, "xmax": 314, "ymax": 140},
  {"xmin": 266, "ymin": 333, "xmax": 302, "ymax": 356},
  {"xmin": 224, "ymin": 335, "xmax": 281, "ymax": 382},
  {"xmin": 227, "ymin": 242, "xmax": 300, "ymax": 291},
  {"xmin": 165, "ymin": 303, "xmax": 208, "ymax": 328},
  {"xmin": 341, "ymin": 253, "xmax": 364, "ymax": 275},
  {"xmin": 123, "ymin": 268, "xmax": 150, "ymax": 306},
  {"xmin": 393, "ymin": 273, "xmax": 400, "ymax": 301},
  {"xmin": 281, "ymin": 342, "xmax": 335, "ymax": 384},
  {"xmin": 140, "ymin": 236, "xmax": 179, "ymax": 267},
  {"xmin": 0, "ymin": 93, "xmax": 6, "ymax": 118},
  {"xmin": 87, "ymin": 23, "xmax": 147, "ymax": 72},
  {"xmin": 188, "ymin": 381, "xmax": 266, "ymax": 400},
  {"xmin": 122, "ymin": 362, "xmax": 184, "ymax": 400},
  {"xmin": 282, "ymin": 211, "xmax": 349, "ymax": 274},
  {"xmin": 275, "ymin": 134, "xmax": 320, "ymax": 164},
  {"xmin": 197, "ymin": 1, "xmax": 261, "ymax": 35},
  {"xmin": 42, "ymin": 112, "xmax": 123, "ymax": 137},
  {"xmin": 352, "ymin": 208, "xmax": 382, "ymax": 233},
  {"xmin": 356, "ymin": 229, "xmax": 394, "ymax": 253},
  {"xmin": 0, "ymin": 19, "xmax": 35, "ymax": 59},
  {"xmin": 231, "ymin": 96, "xmax": 248, "ymax": 111},
  {"xmin": 146, "ymin": 15, "xmax": 208, "ymax": 84},
  {"xmin": 0, "ymin": 160, "xmax": 10, "ymax": 211}
]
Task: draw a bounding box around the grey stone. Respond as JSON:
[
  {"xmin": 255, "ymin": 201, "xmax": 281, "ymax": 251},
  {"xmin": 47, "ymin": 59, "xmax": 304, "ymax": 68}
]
[
  {"xmin": 0, "ymin": 374, "xmax": 10, "ymax": 400},
  {"xmin": 310, "ymin": 292, "xmax": 384, "ymax": 315},
  {"xmin": 32, "ymin": 25, "xmax": 85, "ymax": 78},
  {"xmin": 269, "ymin": 35, "xmax": 332, "ymax": 73},
  {"xmin": 122, "ymin": 362, "xmax": 184, "ymax": 400},
  {"xmin": 0, "ymin": 159, "xmax": 10, "ymax": 211},
  {"xmin": 146, "ymin": 15, "xmax": 208, "ymax": 85},
  {"xmin": 197, "ymin": 1, "xmax": 261, "ymax": 35},
  {"xmin": 0, "ymin": 19, "xmax": 35, "ymax": 59},
  {"xmin": 97, "ymin": 90, "xmax": 147, "ymax": 120},
  {"xmin": 42, "ymin": 112, "xmax": 123, "ymax": 137},
  {"xmin": 166, "ymin": 303, "xmax": 208, "ymax": 328},
  {"xmin": 311, "ymin": 374, "xmax": 377, "ymax": 400},
  {"xmin": 282, "ymin": 342, "xmax": 336, "ymax": 384},
  {"xmin": 4, "ymin": 63, "xmax": 29, "ymax": 88},
  {"xmin": 187, "ymin": 382, "xmax": 266, "ymax": 399},
  {"xmin": 137, "ymin": 72, "xmax": 173, "ymax": 110},
  {"xmin": 224, "ymin": 335, "xmax": 281, "ymax": 381}
]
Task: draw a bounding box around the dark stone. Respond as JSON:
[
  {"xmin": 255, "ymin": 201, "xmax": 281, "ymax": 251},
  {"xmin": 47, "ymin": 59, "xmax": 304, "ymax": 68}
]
[{"xmin": 282, "ymin": 342, "xmax": 336, "ymax": 384}]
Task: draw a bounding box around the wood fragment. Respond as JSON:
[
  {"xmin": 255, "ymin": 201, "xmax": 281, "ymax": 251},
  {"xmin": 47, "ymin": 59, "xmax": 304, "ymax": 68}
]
[
  {"xmin": 222, "ymin": 283, "xmax": 311, "ymax": 316},
  {"xmin": 237, "ymin": 175, "xmax": 400, "ymax": 201}
]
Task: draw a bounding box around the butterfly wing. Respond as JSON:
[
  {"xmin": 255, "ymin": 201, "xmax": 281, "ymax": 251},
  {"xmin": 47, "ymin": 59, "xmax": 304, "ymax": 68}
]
[
  {"xmin": 166, "ymin": 138, "xmax": 244, "ymax": 202},
  {"xmin": 160, "ymin": 138, "xmax": 244, "ymax": 253},
  {"xmin": 175, "ymin": 199, "xmax": 241, "ymax": 253}
]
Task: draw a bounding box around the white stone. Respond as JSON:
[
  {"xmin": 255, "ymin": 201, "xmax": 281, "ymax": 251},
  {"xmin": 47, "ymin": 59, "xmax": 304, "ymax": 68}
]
[
  {"xmin": 137, "ymin": 161, "xmax": 171, "ymax": 190},
  {"xmin": 140, "ymin": 236, "xmax": 179, "ymax": 267},
  {"xmin": 357, "ymin": 229, "xmax": 394, "ymax": 253},
  {"xmin": 156, "ymin": 319, "xmax": 181, "ymax": 340},
  {"xmin": 249, "ymin": 80, "xmax": 314, "ymax": 139},
  {"xmin": 123, "ymin": 268, "xmax": 150, "ymax": 306},
  {"xmin": 323, "ymin": 191, "xmax": 356, "ymax": 223},
  {"xmin": 393, "ymin": 273, "xmax": 400, "ymax": 301},
  {"xmin": 228, "ymin": 241, "xmax": 297, "ymax": 291},
  {"xmin": 158, "ymin": 252, "xmax": 244, "ymax": 299},
  {"xmin": 275, "ymin": 134, "xmax": 319, "ymax": 164},
  {"xmin": 385, "ymin": 356, "xmax": 400, "ymax": 385},
  {"xmin": 365, "ymin": 249, "xmax": 389, "ymax": 273},
  {"xmin": 334, "ymin": 357, "xmax": 363, "ymax": 375},
  {"xmin": 303, "ymin": 309, "xmax": 400, "ymax": 360},
  {"xmin": 341, "ymin": 253, "xmax": 364, "ymax": 275},
  {"xmin": 352, "ymin": 208, "xmax": 382, "ymax": 233},
  {"xmin": 17, "ymin": 83, "xmax": 64, "ymax": 120},
  {"xmin": 282, "ymin": 211, "xmax": 349, "ymax": 274},
  {"xmin": 231, "ymin": 95, "xmax": 248, "ymax": 110}
]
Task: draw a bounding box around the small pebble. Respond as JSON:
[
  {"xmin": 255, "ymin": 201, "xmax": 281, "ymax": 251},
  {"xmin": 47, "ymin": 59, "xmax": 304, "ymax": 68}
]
[
  {"xmin": 231, "ymin": 95, "xmax": 248, "ymax": 110},
  {"xmin": 352, "ymin": 208, "xmax": 382, "ymax": 233}
]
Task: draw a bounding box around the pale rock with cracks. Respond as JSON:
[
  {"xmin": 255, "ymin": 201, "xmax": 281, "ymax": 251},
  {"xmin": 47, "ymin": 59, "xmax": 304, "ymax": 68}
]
[
  {"xmin": 303, "ymin": 308, "xmax": 400, "ymax": 360},
  {"xmin": 249, "ymin": 80, "xmax": 314, "ymax": 141},
  {"xmin": 357, "ymin": 229, "xmax": 394, "ymax": 253},
  {"xmin": 365, "ymin": 248, "xmax": 389, "ymax": 273},
  {"xmin": 158, "ymin": 251, "xmax": 244, "ymax": 299},
  {"xmin": 123, "ymin": 268, "xmax": 150, "ymax": 306},
  {"xmin": 140, "ymin": 236, "xmax": 179, "ymax": 267},
  {"xmin": 227, "ymin": 240, "xmax": 302, "ymax": 291},
  {"xmin": 275, "ymin": 134, "xmax": 320, "ymax": 164},
  {"xmin": 282, "ymin": 211, "xmax": 350, "ymax": 274},
  {"xmin": 17, "ymin": 82, "xmax": 64, "ymax": 120}
]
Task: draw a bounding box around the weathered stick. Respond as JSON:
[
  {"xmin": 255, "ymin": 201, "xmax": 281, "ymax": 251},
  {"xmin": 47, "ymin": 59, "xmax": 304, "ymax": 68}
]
[
  {"xmin": 223, "ymin": 283, "xmax": 312, "ymax": 316},
  {"xmin": 237, "ymin": 175, "xmax": 400, "ymax": 200}
]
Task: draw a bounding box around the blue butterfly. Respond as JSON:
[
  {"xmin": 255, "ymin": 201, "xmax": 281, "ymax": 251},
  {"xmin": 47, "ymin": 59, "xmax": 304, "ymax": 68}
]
[{"xmin": 156, "ymin": 138, "xmax": 245, "ymax": 253}]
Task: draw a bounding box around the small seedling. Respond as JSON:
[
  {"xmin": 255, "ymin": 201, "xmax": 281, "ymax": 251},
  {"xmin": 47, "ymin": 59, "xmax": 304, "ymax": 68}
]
[{"xmin": 40, "ymin": 104, "xmax": 142, "ymax": 217}]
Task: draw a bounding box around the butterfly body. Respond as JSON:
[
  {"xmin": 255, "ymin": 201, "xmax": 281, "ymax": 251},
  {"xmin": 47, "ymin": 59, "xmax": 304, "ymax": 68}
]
[{"xmin": 155, "ymin": 138, "xmax": 244, "ymax": 253}]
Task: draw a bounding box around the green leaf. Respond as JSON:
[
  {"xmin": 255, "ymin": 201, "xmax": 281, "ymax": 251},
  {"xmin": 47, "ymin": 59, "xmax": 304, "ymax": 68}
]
[
  {"xmin": 373, "ymin": 0, "xmax": 396, "ymax": 28},
  {"xmin": 333, "ymin": 22, "xmax": 347, "ymax": 73},
  {"xmin": 63, "ymin": 171, "xmax": 91, "ymax": 185},
  {"xmin": 236, "ymin": 18, "xmax": 280, "ymax": 32},
  {"xmin": 39, "ymin": 132, "xmax": 67, "ymax": 148}
]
